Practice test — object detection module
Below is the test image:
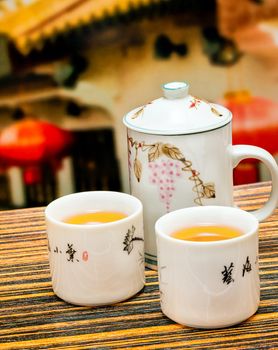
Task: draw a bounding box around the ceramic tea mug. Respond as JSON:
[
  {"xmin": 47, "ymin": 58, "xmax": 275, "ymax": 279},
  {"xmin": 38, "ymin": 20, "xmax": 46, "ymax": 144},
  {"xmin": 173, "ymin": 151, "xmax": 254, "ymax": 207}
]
[
  {"xmin": 123, "ymin": 81, "xmax": 278, "ymax": 269},
  {"xmin": 45, "ymin": 191, "xmax": 145, "ymax": 306},
  {"xmin": 155, "ymin": 206, "xmax": 260, "ymax": 329}
]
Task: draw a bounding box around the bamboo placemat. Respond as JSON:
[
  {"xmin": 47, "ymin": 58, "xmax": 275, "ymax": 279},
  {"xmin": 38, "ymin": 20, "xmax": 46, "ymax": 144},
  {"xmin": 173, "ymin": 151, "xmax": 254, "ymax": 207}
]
[{"xmin": 0, "ymin": 182, "xmax": 277, "ymax": 349}]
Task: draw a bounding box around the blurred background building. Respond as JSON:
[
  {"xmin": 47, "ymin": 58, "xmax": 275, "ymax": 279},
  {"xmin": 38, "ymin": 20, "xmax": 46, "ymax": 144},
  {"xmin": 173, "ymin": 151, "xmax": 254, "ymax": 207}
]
[{"xmin": 0, "ymin": 0, "xmax": 277, "ymax": 208}]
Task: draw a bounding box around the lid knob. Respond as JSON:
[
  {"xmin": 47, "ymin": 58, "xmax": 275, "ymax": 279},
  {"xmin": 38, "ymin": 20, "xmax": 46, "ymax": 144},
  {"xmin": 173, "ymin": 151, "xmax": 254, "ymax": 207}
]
[{"xmin": 163, "ymin": 81, "xmax": 189, "ymax": 99}]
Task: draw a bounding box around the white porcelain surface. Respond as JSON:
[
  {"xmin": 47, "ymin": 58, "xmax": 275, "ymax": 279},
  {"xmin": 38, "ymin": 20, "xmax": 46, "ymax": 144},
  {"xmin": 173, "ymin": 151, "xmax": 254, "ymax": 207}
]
[
  {"xmin": 155, "ymin": 206, "xmax": 260, "ymax": 328},
  {"xmin": 45, "ymin": 191, "xmax": 145, "ymax": 306},
  {"xmin": 123, "ymin": 81, "xmax": 278, "ymax": 269},
  {"xmin": 127, "ymin": 124, "xmax": 233, "ymax": 268},
  {"xmin": 123, "ymin": 82, "xmax": 231, "ymax": 135}
]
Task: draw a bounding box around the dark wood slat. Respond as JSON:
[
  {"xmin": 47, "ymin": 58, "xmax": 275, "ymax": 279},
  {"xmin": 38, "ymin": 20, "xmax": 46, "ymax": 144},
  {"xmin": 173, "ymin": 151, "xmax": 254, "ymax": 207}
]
[{"xmin": 0, "ymin": 182, "xmax": 277, "ymax": 349}]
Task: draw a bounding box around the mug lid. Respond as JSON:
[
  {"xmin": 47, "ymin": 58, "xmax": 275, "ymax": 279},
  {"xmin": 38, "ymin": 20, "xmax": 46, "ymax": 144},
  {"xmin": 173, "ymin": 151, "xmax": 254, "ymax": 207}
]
[{"xmin": 123, "ymin": 82, "xmax": 232, "ymax": 135}]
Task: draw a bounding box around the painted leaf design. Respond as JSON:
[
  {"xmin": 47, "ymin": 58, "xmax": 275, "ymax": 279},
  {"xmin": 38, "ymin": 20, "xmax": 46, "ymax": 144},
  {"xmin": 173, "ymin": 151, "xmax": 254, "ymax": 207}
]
[
  {"xmin": 127, "ymin": 242, "xmax": 133, "ymax": 254},
  {"xmin": 123, "ymin": 229, "xmax": 133, "ymax": 254},
  {"xmin": 211, "ymin": 107, "xmax": 223, "ymax": 117},
  {"xmin": 134, "ymin": 158, "xmax": 142, "ymax": 182},
  {"xmin": 131, "ymin": 107, "xmax": 144, "ymax": 119},
  {"xmin": 203, "ymin": 183, "xmax": 216, "ymax": 198},
  {"xmin": 123, "ymin": 225, "xmax": 142, "ymax": 255},
  {"xmin": 162, "ymin": 144, "xmax": 184, "ymax": 161},
  {"xmin": 148, "ymin": 143, "xmax": 162, "ymax": 162}
]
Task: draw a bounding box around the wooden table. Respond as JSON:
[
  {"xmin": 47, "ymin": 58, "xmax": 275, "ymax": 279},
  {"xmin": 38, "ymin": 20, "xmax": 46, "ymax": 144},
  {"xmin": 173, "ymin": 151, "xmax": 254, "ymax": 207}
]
[{"xmin": 0, "ymin": 182, "xmax": 277, "ymax": 349}]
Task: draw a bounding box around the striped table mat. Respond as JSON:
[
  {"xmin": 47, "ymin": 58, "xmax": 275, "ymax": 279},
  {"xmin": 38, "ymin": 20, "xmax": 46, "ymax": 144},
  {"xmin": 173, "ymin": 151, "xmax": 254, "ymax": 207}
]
[{"xmin": 0, "ymin": 182, "xmax": 277, "ymax": 349}]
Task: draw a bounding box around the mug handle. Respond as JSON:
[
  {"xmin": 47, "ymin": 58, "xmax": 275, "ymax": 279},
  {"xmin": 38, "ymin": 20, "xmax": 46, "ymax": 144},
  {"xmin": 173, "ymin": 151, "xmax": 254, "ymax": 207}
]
[{"xmin": 231, "ymin": 145, "xmax": 278, "ymax": 222}]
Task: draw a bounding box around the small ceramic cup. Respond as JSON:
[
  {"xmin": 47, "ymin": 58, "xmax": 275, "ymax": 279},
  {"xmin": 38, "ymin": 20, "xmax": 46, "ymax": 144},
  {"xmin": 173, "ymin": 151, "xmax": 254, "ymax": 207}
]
[
  {"xmin": 155, "ymin": 206, "xmax": 260, "ymax": 329},
  {"xmin": 45, "ymin": 191, "xmax": 145, "ymax": 306}
]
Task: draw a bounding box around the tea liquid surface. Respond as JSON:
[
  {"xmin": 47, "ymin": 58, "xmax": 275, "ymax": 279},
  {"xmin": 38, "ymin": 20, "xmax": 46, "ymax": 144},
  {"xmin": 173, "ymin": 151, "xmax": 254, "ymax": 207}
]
[
  {"xmin": 171, "ymin": 224, "xmax": 243, "ymax": 242},
  {"xmin": 64, "ymin": 211, "xmax": 127, "ymax": 225}
]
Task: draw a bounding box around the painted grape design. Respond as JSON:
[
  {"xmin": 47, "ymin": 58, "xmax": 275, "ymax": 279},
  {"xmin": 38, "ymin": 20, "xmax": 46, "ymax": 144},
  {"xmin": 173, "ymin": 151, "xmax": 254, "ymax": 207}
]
[
  {"xmin": 128, "ymin": 137, "xmax": 215, "ymax": 206},
  {"xmin": 149, "ymin": 160, "xmax": 182, "ymax": 212}
]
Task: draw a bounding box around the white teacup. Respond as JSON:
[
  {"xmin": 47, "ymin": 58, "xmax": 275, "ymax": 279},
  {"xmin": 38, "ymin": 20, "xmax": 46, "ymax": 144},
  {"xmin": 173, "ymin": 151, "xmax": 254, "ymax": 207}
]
[
  {"xmin": 45, "ymin": 191, "xmax": 145, "ymax": 306},
  {"xmin": 155, "ymin": 206, "xmax": 260, "ymax": 328}
]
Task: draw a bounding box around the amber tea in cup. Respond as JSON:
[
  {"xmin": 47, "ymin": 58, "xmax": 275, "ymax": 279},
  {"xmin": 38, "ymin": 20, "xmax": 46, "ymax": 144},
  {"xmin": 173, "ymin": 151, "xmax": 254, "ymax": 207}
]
[
  {"xmin": 171, "ymin": 224, "xmax": 243, "ymax": 242},
  {"xmin": 155, "ymin": 206, "xmax": 260, "ymax": 328},
  {"xmin": 63, "ymin": 211, "xmax": 128, "ymax": 225},
  {"xmin": 45, "ymin": 191, "xmax": 144, "ymax": 306}
]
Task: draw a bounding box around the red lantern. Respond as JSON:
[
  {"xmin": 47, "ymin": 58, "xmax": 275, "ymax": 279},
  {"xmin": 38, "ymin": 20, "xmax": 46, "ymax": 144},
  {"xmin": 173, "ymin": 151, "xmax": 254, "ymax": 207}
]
[
  {"xmin": 223, "ymin": 91, "xmax": 278, "ymax": 154},
  {"xmin": 0, "ymin": 119, "xmax": 73, "ymax": 185},
  {"xmin": 222, "ymin": 90, "xmax": 278, "ymax": 184}
]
